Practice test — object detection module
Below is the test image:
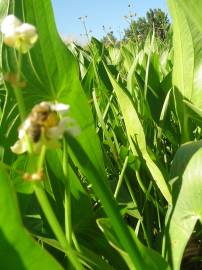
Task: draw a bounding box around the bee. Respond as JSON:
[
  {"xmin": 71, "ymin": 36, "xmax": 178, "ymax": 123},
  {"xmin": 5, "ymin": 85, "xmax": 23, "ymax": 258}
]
[
  {"xmin": 28, "ymin": 123, "xmax": 42, "ymax": 143},
  {"xmin": 27, "ymin": 102, "xmax": 59, "ymax": 143}
]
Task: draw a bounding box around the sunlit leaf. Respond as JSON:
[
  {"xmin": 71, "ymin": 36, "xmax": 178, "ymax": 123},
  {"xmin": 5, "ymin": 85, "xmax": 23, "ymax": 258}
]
[
  {"xmin": 163, "ymin": 141, "xmax": 202, "ymax": 270},
  {"xmin": 0, "ymin": 168, "xmax": 63, "ymax": 270},
  {"xmin": 97, "ymin": 218, "xmax": 171, "ymax": 270}
]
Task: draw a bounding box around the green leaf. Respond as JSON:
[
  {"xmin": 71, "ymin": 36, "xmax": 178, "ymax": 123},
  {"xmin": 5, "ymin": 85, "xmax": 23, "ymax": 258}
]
[
  {"xmin": 163, "ymin": 141, "xmax": 202, "ymax": 270},
  {"xmin": 34, "ymin": 235, "xmax": 116, "ymax": 270},
  {"xmin": 167, "ymin": 0, "xmax": 202, "ymax": 140},
  {"xmin": 167, "ymin": 0, "xmax": 194, "ymax": 101},
  {"xmin": 0, "ymin": 167, "xmax": 63, "ymax": 270},
  {"xmin": 177, "ymin": 0, "xmax": 202, "ymax": 36},
  {"xmin": 104, "ymin": 63, "xmax": 171, "ymax": 204},
  {"xmin": 97, "ymin": 218, "xmax": 171, "ymax": 270}
]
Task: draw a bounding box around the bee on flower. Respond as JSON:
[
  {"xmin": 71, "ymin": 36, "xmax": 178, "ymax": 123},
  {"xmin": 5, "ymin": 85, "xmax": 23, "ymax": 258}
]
[
  {"xmin": 11, "ymin": 102, "xmax": 79, "ymax": 154},
  {"xmin": 1, "ymin": 14, "xmax": 38, "ymax": 53}
]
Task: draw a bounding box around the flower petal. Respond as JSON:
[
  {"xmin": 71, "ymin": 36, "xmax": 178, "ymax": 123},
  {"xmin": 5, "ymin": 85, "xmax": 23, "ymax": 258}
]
[
  {"xmin": 10, "ymin": 139, "xmax": 28, "ymax": 154},
  {"xmin": 16, "ymin": 23, "xmax": 38, "ymax": 43},
  {"xmin": 19, "ymin": 119, "xmax": 31, "ymax": 139},
  {"xmin": 47, "ymin": 122, "xmax": 66, "ymax": 139},
  {"xmin": 65, "ymin": 126, "xmax": 80, "ymax": 137},
  {"xmin": 51, "ymin": 103, "xmax": 70, "ymax": 114},
  {"xmin": 1, "ymin": 15, "xmax": 21, "ymax": 34},
  {"xmin": 47, "ymin": 117, "xmax": 80, "ymax": 139}
]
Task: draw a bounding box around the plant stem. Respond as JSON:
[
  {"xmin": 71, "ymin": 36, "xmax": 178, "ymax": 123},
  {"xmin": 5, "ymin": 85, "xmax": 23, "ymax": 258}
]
[
  {"xmin": 63, "ymin": 139, "xmax": 73, "ymax": 246},
  {"xmin": 182, "ymin": 113, "xmax": 190, "ymax": 143},
  {"xmin": 34, "ymin": 183, "xmax": 82, "ymax": 270},
  {"xmin": 72, "ymin": 232, "xmax": 81, "ymax": 252},
  {"xmin": 114, "ymin": 155, "xmax": 129, "ymax": 199},
  {"xmin": 14, "ymin": 52, "xmax": 26, "ymax": 121},
  {"xmin": 37, "ymin": 145, "xmax": 46, "ymax": 171}
]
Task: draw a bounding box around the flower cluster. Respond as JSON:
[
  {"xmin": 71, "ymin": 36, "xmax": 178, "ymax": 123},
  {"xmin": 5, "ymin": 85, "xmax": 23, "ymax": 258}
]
[
  {"xmin": 1, "ymin": 15, "xmax": 38, "ymax": 53},
  {"xmin": 11, "ymin": 102, "xmax": 79, "ymax": 154}
]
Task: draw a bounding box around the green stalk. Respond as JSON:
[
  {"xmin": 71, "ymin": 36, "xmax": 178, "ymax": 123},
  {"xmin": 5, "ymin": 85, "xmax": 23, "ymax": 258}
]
[
  {"xmin": 37, "ymin": 145, "xmax": 46, "ymax": 171},
  {"xmin": 72, "ymin": 232, "xmax": 81, "ymax": 252},
  {"xmin": 182, "ymin": 113, "xmax": 190, "ymax": 143},
  {"xmin": 14, "ymin": 52, "xmax": 26, "ymax": 121},
  {"xmin": 114, "ymin": 155, "xmax": 129, "ymax": 199},
  {"xmin": 124, "ymin": 176, "xmax": 151, "ymax": 247},
  {"xmin": 154, "ymin": 188, "xmax": 162, "ymax": 233},
  {"xmin": 135, "ymin": 170, "xmax": 163, "ymax": 213},
  {"xmin": 34, "ymin": 184, "xmax": 66, "ymax": 247},
  {"xmin": 63, "ymin": 139, "xmax": 73, "ymax": 246},
  {"xmin": 34, "ymin": 184, "xmax": 82, "ymax": 270}
]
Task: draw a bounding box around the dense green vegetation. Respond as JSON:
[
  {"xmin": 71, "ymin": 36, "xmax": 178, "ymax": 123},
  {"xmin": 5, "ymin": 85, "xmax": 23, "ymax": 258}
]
[
  {"xmin": 1, "ymin": 1, "xmax": 202, "ymax": 269},
  {"xmin": 123, "ymin": 7, "xmax": 170, "ymax": 43},
  {"xmin": 102, "ymin": 8, "xmax": 170, "ymax": 47}
]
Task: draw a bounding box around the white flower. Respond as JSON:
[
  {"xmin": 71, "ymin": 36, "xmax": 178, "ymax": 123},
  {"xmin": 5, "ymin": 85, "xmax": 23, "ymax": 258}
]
[
  {"xmin": 1, "ymin": 15, "xmax": 21, "ymax": 33},
  {"xmin": 48, "ymin": 117, "xmax": 80, "ymax": 139},
  {"xmin": 11, "ymin": 101, "xmax": 79, "ymax": 154},
  {"xmin": 1, "ymin": 15, "xmax": 38, "ymax": 53}
]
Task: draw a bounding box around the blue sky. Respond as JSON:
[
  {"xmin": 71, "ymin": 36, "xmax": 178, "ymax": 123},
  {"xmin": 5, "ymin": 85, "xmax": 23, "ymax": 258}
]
[{"xmin": 52, "ymin": 0, "xmax": 168, "ymax": 42}]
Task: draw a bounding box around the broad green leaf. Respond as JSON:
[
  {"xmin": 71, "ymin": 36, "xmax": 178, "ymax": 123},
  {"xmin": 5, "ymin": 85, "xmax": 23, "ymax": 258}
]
[
  {"xmin": 167, "ymin": 0, "xmax": 202, "ymax": 140},
  {"xmin": 104, "ymin": 63, "xmax": 171, "ymax": 204},
  {"xmin": 177, "ymin": 0, "xmax": 202, "ymax": 37},
  {"xmin": 167, "ymin": 0, "xmax": 194, "ymax": 101},
  {"xmin": 97, "ymin": 218, "xmax": 171, "ymax": 270},
  {"xmin": 176, "ymin": 0, "xmax": 202, "ymax": 113},
  {"xmin": 163, "ymin": 141, "xmax": 202, "ymax": 270},
  {"xmin": 0, "ymin": 168, "xmax": 63, "ymax": 270}
]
